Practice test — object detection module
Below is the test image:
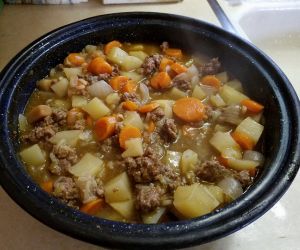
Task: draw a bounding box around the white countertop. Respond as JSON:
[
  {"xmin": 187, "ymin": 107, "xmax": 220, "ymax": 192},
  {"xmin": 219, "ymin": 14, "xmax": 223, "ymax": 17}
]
[{"xmin": 0, "ymin": 1, "xmax": 299, "ymax": 249}]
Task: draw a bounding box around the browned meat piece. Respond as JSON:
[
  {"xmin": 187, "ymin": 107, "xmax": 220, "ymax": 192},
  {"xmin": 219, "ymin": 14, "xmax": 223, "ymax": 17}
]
[
  {"xmin": 199, "ymin": 58, "xmax": 221, "ymax": 76},
  {"xmin": 142, "ymin": 54, "xmax": 163, "ymax": 76},
  {"xmin": 172, "ymin": 79, "xmax": 192, "ymax": 91},
  {"xmin": 121, "ymin": 92, "xmax": 139, "ymax": 103},
  {"xmin": 48, "ymin": 144, "xmax": 78, "ymax": 175},
  {"xmin": 52, "ymin": 108, "xmax": 67, "ymax": 126},
  {"xmin": 22, "ymin": 124, "xmax": 56, "ymax": 144},
  {"xmin": 135, "ymin": 184, "xmax": 162, "ymax": 212},
  {"xmin": 160, "ymin": 118, "xmax": 178, "ymax": 143},
  {"xmin": 111, "ymin": 64, "xmax": 120, "ymax": 77},
  {"xmin": 147, "ymin": 107, "xmax": 165, "ymax": 122},
  {"xmin": 53, "ymin": 176, "xmax": 79, "ymax": 201},
  {"xmin": 160, "ymin": 41, "xmax": 169, "ymax": 51},
  {"xmin": 99, "ymin": 135, "xmax": 120, "ymax": 158},
  {"xmin": 85, "ymin": 74, "xmax": 111, "ymax": 83},
  {"xmin": 76, "ymin": 176, "xmax": 103, "ymax": 204}
]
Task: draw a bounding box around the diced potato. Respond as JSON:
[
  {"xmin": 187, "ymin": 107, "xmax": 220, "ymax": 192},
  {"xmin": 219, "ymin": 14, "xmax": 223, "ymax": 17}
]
[
  {"xmin": 63, "ymin": 67, "xmax": 82, "ymax": 79},
  {"xmin": 69, "ymin": 153, "xmax": 103, "ymax": 177},
  {"xmin": 163, "ymin": 151, "xmax": 182, "ymax": 170},
  {"xmin": 51, "ymin": 77, "xmax": 69, "ymax": 98},
  {"xmin": 173, "ymin": 183, "xmax": 220, "ymax": 219},
  {"xmin": 142, "ymin": 207, "xmax": 166, "ymax": 224},
  {"xmin": 219, "ymin": 85, "xmax": 248, "ymax": 104},
  {"xmin": 154, "ymin": 100, "xmax": 174, "ymax": 118},
  {"xmin": 120, "ymin": 71, "xmax": 143, "ymax": 82},
  {"xmin": 192, "ymin": 85, "xmax": 206, "ymax": 100},
  {"xmin": 82, "ymin": 97, "xmax": 111, "ymax": 120},
  {"xmin": 105, "ymin": 93, "xmax": 121, "ymax": 106},
  {"xmin": 221, "ymin": 147, "xmax": 242, "ymax": 159},
  {"xmin": 18, "ymin": 114, "xmax": 28, "ymax": 132},
  {"xmin": 226, "ymin": 79, "xmax": 243, "ymax": 92},
  {"xmin": 215, "ymin": 71, "xmax": 229, "ymax": 83},
  {"xmin": 122, "ymin": 138, "xmax": 144, "ymax": 158},
  {"xmin": 85, "ymin": 45, "xmax": 97, "ymax": 54},
  {"xmin": 210, "ymin": 94, "xmax": 226, "ymax": 107},
  {"xmin": 97, "ymin": 206, "xmax": 125, "ymax": 222},
  {"xmin": 49, "ymin": 130, "xmax": 82, "ymax": 146},
  {"xmin": 50, "ymin": 99, "xmax": 71, "ymax": 110},
  {"xmin": 37, "ymin": 79, "xmax": 52, "ymax": 91},
  {"xmin": 128, "ymin": 44, "xmax": 144, "ymax": 51},
  {"xmin": 121, "ymin": 56, "xmax": 143, "ymax": 71},
  {"xmin": 123, "ymin": 111, "xmax": 144, "ymax": 130},
  {"xmin": 104, "ymin": 172, "xmax": 132, "ymax": 203},
  {"xmin": 227, "ymin": 158, "xmax": 259, "ymax": 171},
  {"xmin": 180, "ymin": 149, "xmax": 198, "ymax": 174},
  {"xmin": 214, "ymin": 124, "xmax": 231, "ymax": 132},
  {"xmin": 235, "ymin": 117, "xmax": 264, "ymax": 144},
  {"xmin": 109, "ymin": 200, "xmax": 135, "ymax": 220},
  {"xmin": 205, "ymin": 185, "xmax": 226, "ymax": 203},
  {"xmin": 20, "ymin": 144, "xmax": 45, "ymax": 167},
  {"xmin": 169, "ymin": 87, "xmax": 187, "ymax": 100},
  {"xmin": 129, "ymin": 51, "xmax": 148, "ymax": 61},
  {"xmin": 72, "ymin": 95, "xmax": 88, "ymax": 108},
  {"xmin": 107, "ymin": 47, "xmax": 128, "ymax": 65},
  {"xmin": 209, "ymin": 131, "xmax": 241, "ymax": 153}
]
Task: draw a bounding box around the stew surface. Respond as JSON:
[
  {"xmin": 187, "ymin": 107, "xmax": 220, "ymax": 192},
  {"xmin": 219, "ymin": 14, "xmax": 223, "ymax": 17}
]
[{"xmin": 19, "ymin": 41, "xmax": 265, "ymax": 223}]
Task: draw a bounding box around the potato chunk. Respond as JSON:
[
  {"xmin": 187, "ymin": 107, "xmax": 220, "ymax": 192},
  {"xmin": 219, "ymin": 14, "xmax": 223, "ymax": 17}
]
[
  {"xmin": 107, "ymin": 47, "xmax": 128, "ymax": 65},
  {"xmin": 121, "ymin": 138, "xmax": 144, "ymax": 158},
  {"xmin": 219, "ymin": 84, "xmax": 248, "ymax": 104},
  {"xmin": 69, "ymin": 153, "xmax": 103, "ymax": 177},
  {"xmin": 142, "ymin": 207, "xmax": 166, "ymax": 224},
  {"xmin": 234, "ymin": 117, "xmax": 264, "ymax": 144},
  {"xmin": 180, "ymin": 149, "xmax": 198, "ymax": 174},
  {"xmin": 123, "ymin": 111, "xmax": 144, "ymax": 130},
  {"xmin": 82, "ymin": 97, "xmax": 111, "ymax": 120},
  {"xmin": 49, "ymin": 130, "xmax": 82, "ymax": 147},
  {"xmin": 20, "ymin": 144, "xmax": 45, "ymax": 166},
  {"xmin": 109, "ymin": 200, "xmax": 135, "ymax": 220},
  {"xmin": 209, "ymin": 131, "xmax": 241, "ymax": 153},
  {"xmin": 121, "ymin": 56, "xmax": 143, "ymax": 71},
  {"xmin": 51, "ymin": 77, "xmax": 69, "ymax": 98}
]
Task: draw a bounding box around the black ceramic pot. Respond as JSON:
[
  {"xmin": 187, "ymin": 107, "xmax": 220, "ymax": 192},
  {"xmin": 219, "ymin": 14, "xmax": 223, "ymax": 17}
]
[{"xmin": 0, "ymin": 13, "xmax": 299, "ymax": 250}]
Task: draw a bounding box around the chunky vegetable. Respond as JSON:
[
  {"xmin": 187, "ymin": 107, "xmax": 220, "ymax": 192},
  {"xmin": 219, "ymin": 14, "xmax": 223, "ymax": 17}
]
[
  {"xmin": 94, "ymin": 116, "xmax": 117, "ymax": 141},
  {"xmin": 173, "ymin": 97, "xmax": 206, "ymax": 122},
  {"xmin": 119, "ymin": 125, "xmax": 142, "ymax": 149},
  {"xmin": 20, "ymin": 144, "xmax": 45, "ymax": 167},
  {"xmin": 69, "ymin": 153, "xmax": 103, "ymax": 177}
]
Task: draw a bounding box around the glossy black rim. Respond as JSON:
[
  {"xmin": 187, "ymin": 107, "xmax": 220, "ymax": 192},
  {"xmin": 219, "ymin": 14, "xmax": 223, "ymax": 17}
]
[{"xmin": 0, "ymin": 12, "xmax": 299, "ymax": 249}]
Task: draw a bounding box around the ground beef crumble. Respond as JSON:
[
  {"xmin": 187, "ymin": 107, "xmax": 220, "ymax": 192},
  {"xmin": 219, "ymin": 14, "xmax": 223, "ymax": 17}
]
[
  {"xmin": 160, "ymin": 118, "xmax": 178, "ymax": 143},
  {"xmin": 199, "ymin": 58, "xmax": 221, "ymax": 76},
  {"xmin": 135, "ymin": 184, "xmax": 162, "ymax": 212},
  {"xmin": 146, "ymin": 107, "xmax": 165, "ymax": 122},
  {"xmin": 53, "ymin": 176, "xmax": 79, "ymax": 207},
  {"xmin": 142, "ymin": 54, "xmax": 163, "ymax": 76},
  {"xmin": 172, "ymin": 78, "xmax": 192, "ymax": 91}
]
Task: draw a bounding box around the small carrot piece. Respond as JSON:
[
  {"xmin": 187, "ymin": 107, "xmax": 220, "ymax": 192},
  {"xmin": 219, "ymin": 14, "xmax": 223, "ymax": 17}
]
[
  {"xmin": 122, "ymin": 101, "xmax": 139, "ymax": 111},
  {"xmin": 86, "ymin": 115, "xmax": 94, "ymax": 128},
  {"xmin": 164, "ymin": 48, "xmax": 183, "ymax": 59},
  {"xmin": 80, "ymin": 199, "xmax": 104, "ymax": 215},
  {"xmin": 171, "ymin": 63, "xmax": 188, "ymax": 75},
  {"xmin": 94, "ymin": 116, "xmax": 117, "ymax": 141},
  {"xmin": 119, "ymin": 125, "xmax": 142, "ymax": 149},
  {"xmin": 249, "ymin": 168, "xmax": 257, "ymax": 177},
  {"xmin": 217, "ymin": 156, "xmax": 229, "ymax": 168},
  {"xmin": 232, "ymin": 131, "xmax": 254, "ymax": 150},
  {"xmin": 40, "ymin": 181, "xmax": 53, "ymax": 193},
  {"xmin": 121, "ymin": 80, "xmax": 137, "ymax": 93},
  {"xmin": 173, "ymin": 97, "xmax": 207, "ymax": 122},
  {"xmin": 104, "ymin": 40, "xmax": 122, "ymax": 55},
  {"xmin": 67, "ymin": 53, "xmax": 85, "ymax": 66},
  {"xmin": 147, "ymin": 120, "xmax": 156, "ymax": 133},
  {"xmin": 87, "ymin": 57, "xmax": 112, "ymax": 75},
  {"xmin": 201, "ymin": 75, "xmax": 222, "ymax": 89},
  {"xmin": 109, "ymin": 76, "xmax": 129, "ymax": 91},
  {"xmin": 241, "ymin": 99, "xmax": 264, "ymax": 113},
  {"xmin": 150, "ymin": 72, "xmax": 172, "ymax": 89},
  {"xmin": 159, "ymin": 57, "xmax": 174, "ymax": 71},
  {"xmin": 138, "ymin": 102, "xmax": 159, "ymax": 113}
]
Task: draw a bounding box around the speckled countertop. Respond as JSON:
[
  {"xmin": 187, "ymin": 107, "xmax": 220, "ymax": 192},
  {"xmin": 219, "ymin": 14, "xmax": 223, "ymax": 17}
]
[{"xmin": 0, "ymin": 1, "xmax": 299, "ymax": 249}]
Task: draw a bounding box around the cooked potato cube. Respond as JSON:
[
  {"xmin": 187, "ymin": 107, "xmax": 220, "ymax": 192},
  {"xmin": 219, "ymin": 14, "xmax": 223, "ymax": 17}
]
[
  {"xmin": 192, "ymin": 85, "xmax": 206, "ymax": 100},
  {"xmin": 219, "ymin": 84, "xmax": 248, "ymax": 104},
  {"xmin": 209, "ymin": 131, "xmax": 241, "ymax": 153},
  {"xmin": 85, "ymin": 45, "xmax": 97, "ymax": 54},
  {"xmin": 215, "ymin": 71, "xmax": 229, "ymax": 83},
  {"xmin": 142, "ymin": 207, "xmax": 166, "ymax": 224},
  {"xmin": 69, "ymin": 153, "xmax": 103, "ymax": 177},
  {"xmin": 20, "ymin": 144, "xmax": 45, "ymax": 166},
  {"xmin": 123, "ymin": 111, "xmax": 144, "ymax": 130},
  {"xmin": 227, "ymin": 158, "xmax": 259, "ymax": 171},
  {"xmin": 18, "ymin": 114, "xmax": 28, "ymax": 132},
  {"xmin": 82, "ymin": 97, "xmax": 111, "ymax": 120},
  {"xmin": 235, "ymin": 117, "xmax": 264, "ymax": 144},
  {"xmin": 105, "ymin": 93, "xmax": 121, "ymax": 106},
  {"xmin": 169, "ymin": 87, "xmax": 187, "ymax": 100},
  {"xmin": 226, "ymin": 79, "xmax": 243, "ymax": 92},
  {"xmin": 63, "ymin": 67, "xmax": 82, "ymax": 79},
  {"xmin": 120, "ymin": 71, "xmax": 143, "ymax": 82},
  {"xmin": 122, "ymin": 138, "xmax": 144, "ymax": 158},
  {"xmin": 180, "ymin": 149, "xmax": 198, "ymax": 174},
  {"xmin": 49, "ymin": 130, "xmax": 82, "ymax": 146},
  {"xmin": 129, "ymin": 51, "xmax": 148, "ymax": 61},
  {"xmin": 37, "ymin": 79, "xmax": 52, "ymax": 91},
  {"xmin": 121, "ymin": 56, "xmax": 143, "ymax": 71},
  {"xmin": 104, "ymin": 172, "xmax": 132, "ymax": 203},
  {"xmin": 205, "ymin": 185, "xmax": 226, "ymax": 203},
  {"xmin": 107, "ymin": 47, "xmax": 128, "ymax": 65},
  {"xmin": 109, "ymin": 200, "xmax": 135, "ymax": 220},
  {"xmin": 72, "ymin": 95, "xmax": 88, "ymax": 108},
  {"xmin": 210, "ymin": 94, "xmax": 226, "ymax": 107},
  {"xmin": 51, "ymin": 77, "xmax": 69, "ymax": 98},
  {"xmin": 154, "ymin": 100, "xmax": 174, "ymax": 118}
]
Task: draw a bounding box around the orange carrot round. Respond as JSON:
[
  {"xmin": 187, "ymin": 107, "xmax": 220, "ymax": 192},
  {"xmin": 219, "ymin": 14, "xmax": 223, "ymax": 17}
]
[
  {"xmin": 171, "ymin": 63, "xmax": 188, "ymax": 75},
  {"xmin": 201, "ymin": 75, "xmax": 222, "ymax": 89},
  {"xmin": 241, "ymin": 99, "xmax": 264, "ymax": 113},
  {"xmin": 159, "ymin": 57, "xmax": 174, "ymax": 71},
  {"xmin": 119, "ymin": 126, "xmax": 142, "ymax": 149},
  {"xmin": 67, "ymin": 53, "xmax": 85, "ymax": 66},
  {"xmin": 147, "ymin": 120, "xmax": 156, "ymax": 133},
  {"xmin": 138, "ymin": 102, "xmax": 159, "ymax": 113},
  {"xmin": 121, "ymin": 80, "xmax": 137, "ymax": 93},
  {"xmin": 232, "ymin": 131, "xmax": 254, "ymax": 150},
  {"xmin": 94, "ymin": 116, "xmax": 117, "ymax": 141},
  {"xmin": 173, "ymin": 97, "xmax": 206, "ymax": 122},
  {"xmin": 150, "ymin": 72, "xmax": 172, "ymax": 89},
  {"xmin": 87, "ymin": 57, "xmax": 112, "ymax": 75},
  {"xmin": 164, "ymin": 48, "xmax": 183, "ymax": 59},
  {"xmin": 104, "ymin": 40, "xmax": 122, "ymax": 55},
  {"xmin": 122, "ymin": 101, "xmax": 139, "ymax": 111},
  {"xmin": 80, "ymin": 199, "xmax": 104, "ymax": 215},
  {"xmin": 40, "ymin": 181, "xmax": 53, "ymax": 193},
  {"xmin": 109, "ymin": 76, "xmax": 129, "ymax": 91}
]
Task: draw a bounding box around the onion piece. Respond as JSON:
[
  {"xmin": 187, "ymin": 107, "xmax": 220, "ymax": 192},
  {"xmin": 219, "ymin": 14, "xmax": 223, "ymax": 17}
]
[
  {"xmin": 139, "ymin": 82, "xmax": 150, "ymax": 104},
  {"xmin": 217, "ymin": 177, "xmax": 243, "ymax": 200},
  {"xmin": 87, "ymin": 80, "xmax": 113, "ymax": 99},
  {"xmin": 243, "ymin": 150, "xmax": 265, "ymax": 166},
  {"xmin": 200, "ymin": 84, "xmax": 218, "ymax": 96}
]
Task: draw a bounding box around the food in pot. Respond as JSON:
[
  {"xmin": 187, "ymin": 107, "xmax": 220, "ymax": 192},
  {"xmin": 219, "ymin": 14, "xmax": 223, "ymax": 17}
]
[{"xmin": 19, "ymin": 41, "xmax": 265, "ymax": 223}]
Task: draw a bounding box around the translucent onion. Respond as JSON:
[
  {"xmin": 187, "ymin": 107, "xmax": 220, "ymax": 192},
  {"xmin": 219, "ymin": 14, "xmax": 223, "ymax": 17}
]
[
  {"xmin": 87, "ymin": 80, "xmax": 113, "ymax": 99},
  {"xmin": 218, "ymin": 105, "xmax": 243, "ymax": 125},
  {"xmin": 139, "ymin": 82, "xmax": 150, "ymax": 104},
  {"xmin": 200, "ymin": 84, "xmax": 218, "ymax": 96},
  {"xmin": 217, "ymin": 177, "xmax": 243, "ymax": 200},
  {"xmin": 243, "ymin": 150, "xmax": 265, "ymax": 166}
]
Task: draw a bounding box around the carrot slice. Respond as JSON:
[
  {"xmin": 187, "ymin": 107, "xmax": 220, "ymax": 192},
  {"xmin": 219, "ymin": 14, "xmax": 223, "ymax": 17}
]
[
  {"xmin": 67, "ymin": 53, "xmax": 85, "ymax": 66},
  {"xmin": 201, "ymin": 75, "xmax": 222, "ymax": 89},
  {"xmin": 109, "ymin": 76, "xmax": 129, "ymax": 91},
  {"xmin": 138, "ymin": 102, "xmax": 159, "ymax": 113},
  {"xmin": 80, "ymin": 199, "xmax": 104, "ymax": 215},
  {"xmin": 87, "ymin": 57, "xmax": 112, "ymax": 75},
  {"xmin": 122, "ymin": 101, "xmax": 139, "ymax": 111},
  {"xmin": 121, "ymin": 80, "xmax": 137, "ymax": 93},
  {"xmin": 104, "ymin": 40, "xmax": 122, "ymax": 55},
  {"xmin": 171, "ymin": 63, "xmax": 188, "ymax": 75},
  {"xmin": 40, "ymin": 181, "xmax": 53, "ymax": 193},
  {"xmin": 147, "ymin": 120, "xmax": 156, "ymax": 133},
  {"xmin": 150, "ymin": 72, "xmax": 172, "ymax": 89},
  {"xmin": 173, "ymin": 97, "xmax": 207, "ymax": 122},
  {"xmin": 164, "ymin": 48, "xmax": 183, "ymax": 59},
  {"xmin": 232, "ymin": 131, "xmax": 254, "ymax": 150},
  {"xmin": 86, "ymin": 115, "xmax": 94, "ymax": 128},
  {"xmin": 159, "ymin": 57, "xmax": 174, "ymax": 71},
  {"xmin": 94, "ymin": 116, "xmax": 117, "ymax": 141},
  {"xmin": 241, "ymin": 99, "xmax": 264, "ymax": 113},
  {"xmin": 249, "ymin": 168, "xmax": 257, "ymax": 177},
  {"xmin": 217, "ymin": 156, "xmax": 229, "ymax": 168},
  {"xmin": 119, "ymin": 126, "xmax": 142, "ymax": 149}
]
